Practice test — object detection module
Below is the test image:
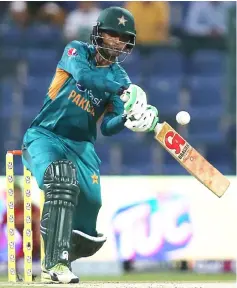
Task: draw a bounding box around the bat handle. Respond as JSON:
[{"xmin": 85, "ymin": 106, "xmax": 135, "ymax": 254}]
[
  {"xmin": 154, "ymin": 123, "xmax": 163, "ymax": 134},
  {"xmin": 120, "ymin": 94, "xmax": 129, "ymax": 102}
]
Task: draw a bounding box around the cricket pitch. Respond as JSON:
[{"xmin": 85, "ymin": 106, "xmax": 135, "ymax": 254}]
[{"xmin": 0, "ymin": 282, "xmax": 235, "ymax": 288}]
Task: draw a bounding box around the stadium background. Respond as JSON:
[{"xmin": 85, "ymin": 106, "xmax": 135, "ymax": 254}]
[{"xmin": 0, "ymin": 0, "xmax": 236, "ymax": 280}]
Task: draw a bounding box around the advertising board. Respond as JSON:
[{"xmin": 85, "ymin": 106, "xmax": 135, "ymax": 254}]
[{"xmin": 0, "ymin": 176, "xmax": 235, "ymax": 263}]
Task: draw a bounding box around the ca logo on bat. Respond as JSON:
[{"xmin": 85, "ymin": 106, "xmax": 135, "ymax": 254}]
[{"xmin": 165, "ymin": 131, "xmax": 185, "ymax": 154}]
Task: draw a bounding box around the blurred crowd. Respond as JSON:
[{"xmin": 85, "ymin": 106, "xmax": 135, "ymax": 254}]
[
  {"xmin": 0, "ymin": 1, "xmax": 234, "ymax": 46},
  {"xmin": 0, "ymin": 1, "xmax": 236, "ymax": 176}
]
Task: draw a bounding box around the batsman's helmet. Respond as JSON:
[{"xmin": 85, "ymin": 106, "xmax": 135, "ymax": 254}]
[{"xmin": 91, "ymin": 6, "xmax": 136, "ymax": 62}]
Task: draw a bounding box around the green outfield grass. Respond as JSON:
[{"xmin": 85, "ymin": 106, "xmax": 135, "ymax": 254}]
[
  {"xmin": 0, "ymin": 272, "xmax": 235, "ymax": 283},
  {"xmin": 81, "ymin": 271, "xmax": 235, "ymax": 282}
]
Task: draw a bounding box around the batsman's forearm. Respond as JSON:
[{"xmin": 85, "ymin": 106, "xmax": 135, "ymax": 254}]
[
  {"xmin": 101, "ymin": 114, "xmax": 126, "ymax": 136},
  {"xmin": 77, "ymin": 70, "xmax": 123, "ymax": 94}
]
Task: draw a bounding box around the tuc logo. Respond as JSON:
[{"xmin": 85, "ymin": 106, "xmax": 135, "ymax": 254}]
[
  {"xmin": 164, "ymin": 131, "xmax": 186, "ymax": 155},
  {"xmin": 112, "ymin": 194, "xmax": 192, "ymax": 261}
]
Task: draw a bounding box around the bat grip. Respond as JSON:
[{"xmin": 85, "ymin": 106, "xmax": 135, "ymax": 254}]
[
  {"xmin": 154, "ymin": 123, "xmax": 163, "ymax": 134},
  {"xmin": 120, "ymin": 94, "xmax": 129, "ymax": 102}
]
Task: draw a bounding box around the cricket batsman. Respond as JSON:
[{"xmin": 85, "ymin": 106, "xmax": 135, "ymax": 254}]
[{"xmin": 22, "ymin": 6, "xmax": 159, "ymax": 284}]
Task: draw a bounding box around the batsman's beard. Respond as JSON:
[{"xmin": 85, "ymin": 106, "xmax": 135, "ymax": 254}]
[{"xmin": 96, "ymin": 40, "xmax": 131, "ymax": 63}]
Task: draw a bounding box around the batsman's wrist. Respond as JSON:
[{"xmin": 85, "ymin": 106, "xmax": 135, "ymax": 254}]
[
  {"xmin": 121, "ymin": 113, "xmax": 127, "ymax": 123},
  {"xmin": 117, "ymin": 85, "xmax": 129, "ymax": 96},
  {"xmin": 148, "ymin": 117, "xmax": 159, "ymax": 132}
]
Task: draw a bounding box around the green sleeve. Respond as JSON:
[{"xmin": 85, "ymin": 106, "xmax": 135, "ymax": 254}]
[
  {"xmin": 100, "ymin": 66, "xmax": 131, "ymax": 136},
  {"xmin": 58, "ymin": 41, "xmax": 124, "ymax": 94},
  {"xmin": 100, "ymin": 94, "xmax": 126, "ymax": 136}
]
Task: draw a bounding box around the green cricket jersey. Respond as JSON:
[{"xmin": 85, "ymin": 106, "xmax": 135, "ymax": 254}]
[{"xmin": 30, "ymin": 40, "xmax": 131, "ymax": 143}]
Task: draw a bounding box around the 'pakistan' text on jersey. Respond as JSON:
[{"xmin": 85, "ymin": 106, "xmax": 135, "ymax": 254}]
[{"xmin": 30, "ymin": 41, "xmax": 131, "ymax": 143}]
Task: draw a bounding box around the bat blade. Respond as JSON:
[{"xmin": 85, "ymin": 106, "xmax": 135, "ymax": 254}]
[{"xmin": 154, "ymin": 122, "xmax": 230, "ymax": 197}]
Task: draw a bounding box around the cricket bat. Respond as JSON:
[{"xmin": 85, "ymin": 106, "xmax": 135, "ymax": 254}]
[
  {"xmin": 120, "ymin": 90, "xmax": 230, "ymax": 198},
  {"xmin": 154, "ymin": 122, "xmax": 230, "ymax": 198}
]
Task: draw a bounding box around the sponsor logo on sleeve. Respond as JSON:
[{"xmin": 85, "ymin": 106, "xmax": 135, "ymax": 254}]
[{"xmin": 67, "ymin": 48, "xmax": 78, "ymax": 57}]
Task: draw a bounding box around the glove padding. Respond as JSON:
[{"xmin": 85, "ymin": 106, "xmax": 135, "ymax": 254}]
[
  {"xmin": 122, "ymin": 84, "xmax": 147, "ymax": 119},
  {"xmin": 125, "ymin": 105, "xmax": 159, "ymax": 132}
]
